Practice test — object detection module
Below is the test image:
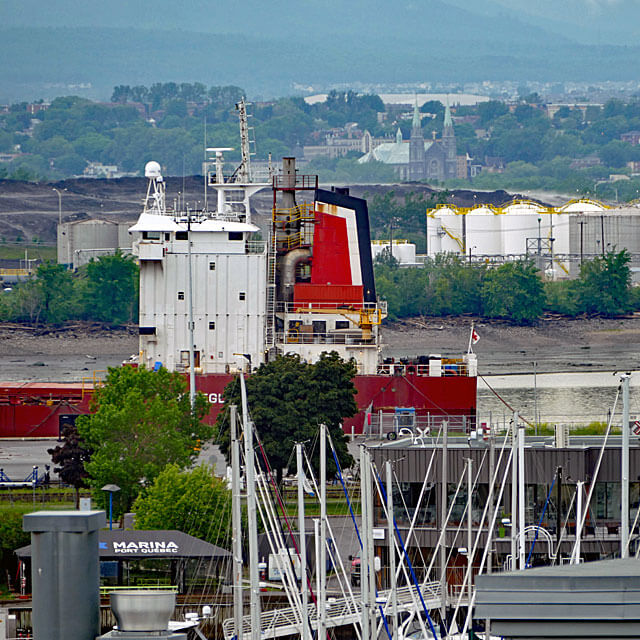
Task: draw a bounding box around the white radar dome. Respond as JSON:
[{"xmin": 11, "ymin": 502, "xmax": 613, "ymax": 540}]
[{"xmin": 145, "ymin": 161, "xmax": 163, "ymax": 179}]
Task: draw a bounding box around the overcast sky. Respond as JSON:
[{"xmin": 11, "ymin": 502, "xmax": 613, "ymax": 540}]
[{"xmin": 2, "ymin": 0, "xmax": 640, "ymax": 44}]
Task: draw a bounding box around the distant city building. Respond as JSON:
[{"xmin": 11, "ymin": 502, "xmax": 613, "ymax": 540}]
[
  {"xmin": 26, "ymin": 102, "xmax": 50, "ymax": 115},
  {"xmin": 359, "ymin": 102, "xmax": 462, "ymax": 181},
  {"xmin": 570, "ymin": 155, "xmax": 602, "ymax": 170},
  {"xmin": 302, "ymin": 125, "xmax": 390, "ymax": 160},
  {"xmin": 82, "ymin": 162, "xmax": 136, "ymax": 179},
  {"xmin": 545, "ymin": 102, "xmax": 602, "ymax": 120},
  {"xmin": 621, "ymin": 131, "xmax": 640, "ymax": 145},
  {"xmin": 483, "ymin": 156, "xmax": 505, "ymax": 173},
  {"xmin": 627, "ymin": 160, "xmax": 640, "ymax": 174}
]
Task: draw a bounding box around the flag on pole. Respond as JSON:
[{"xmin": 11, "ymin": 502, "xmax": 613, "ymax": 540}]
[{"xmin": 468, "ymin": 324, "xmax": 480, "ymax": 353}]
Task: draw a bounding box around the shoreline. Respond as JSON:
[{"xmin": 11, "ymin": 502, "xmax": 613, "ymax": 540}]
[{"xmin": 1, "ymin": 316, "xmax": 639, "ymax": 381}]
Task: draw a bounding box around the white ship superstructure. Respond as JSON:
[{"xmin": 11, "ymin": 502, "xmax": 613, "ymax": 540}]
[{"xmin": 131, "ymin": 153, "xmax": 269, "ymax": 374}]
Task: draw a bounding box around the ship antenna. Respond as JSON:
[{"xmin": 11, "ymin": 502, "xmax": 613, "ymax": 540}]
[
  {"xmin": 235, "ymin": 98, "xmax": 252, "ymax": 182},
  {"xmin": 203, "ymin": 113, "xmax": 208, "ymax": 212},
  {"xmin": 143, "ymin": 161, "xmax": 165, "ymax": 215}
]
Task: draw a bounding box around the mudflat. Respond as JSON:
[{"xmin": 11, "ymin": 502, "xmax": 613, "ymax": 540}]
[
  {"xmin": 382, "ymin": 315, "xmax": 640, "ymax": 375},
  {"xmin": 0, "ymin": 316, "xmax": 638, "ymax": 381}
]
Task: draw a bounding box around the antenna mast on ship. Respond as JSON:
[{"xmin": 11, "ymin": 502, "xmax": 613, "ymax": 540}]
[{"xmin": 235, "ymin": 98, "xmax": 253, "ymax": 183}]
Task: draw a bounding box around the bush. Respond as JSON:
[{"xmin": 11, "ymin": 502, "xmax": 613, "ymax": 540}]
[
  {"xmin": 481, "ymin": 260, "xmax": 545, "ymax": 325},
  {"xmin": 576, "ymin": 250, "xmax": 631, "ymax": 316}
]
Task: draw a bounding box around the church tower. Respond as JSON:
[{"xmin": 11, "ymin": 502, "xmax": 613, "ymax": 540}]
[
  {"xmin": 442, "ymin": 101, "xmax": 457, "ymax": 179},
  {"xmin": 409, "ymin": 99, "xmax": 425, "ymax": 181}
]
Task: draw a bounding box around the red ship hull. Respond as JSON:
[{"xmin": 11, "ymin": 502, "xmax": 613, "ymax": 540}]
[
  {"xmin": 0, "ymin": 373, "xmax": 476, "ymax": 438},
  {"xmin": 0, "ymin": 382, "xmax": 93, "ymax": 438}
]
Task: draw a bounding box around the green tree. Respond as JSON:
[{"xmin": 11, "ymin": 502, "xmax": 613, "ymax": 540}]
[
  {"xmin": 77, "ymin": 366, "xmax": 212, "ymax": 515},
  {"xmin": 481, "ymin": 260, "xmax": 545, "ymax": 325},
  {"xmin": 133, "ymin": 464, "xmax": 232, "ymax": 547},
  {"xmin": 81, "ymin": 250, "xmax": 138, "ymax": 323},
  {"xmin": 35, "ymin": 261, "xmax": 76, "ymax": 324},
  {"xmin": 576, "ymin": 250, "xmax": 631, "ymax": 316},
  {"xmin": 0, "ymin": 506, "xmax": 31, "ymax": 590},
  {"xmin": 427, "ymin": 254, "xmax": 485, "ymax": 316},
  {"xmin": 216, "ymin": 353, "xmax": 356, "ymax": 483}
]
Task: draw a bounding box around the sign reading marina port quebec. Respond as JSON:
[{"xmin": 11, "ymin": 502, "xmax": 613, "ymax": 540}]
[{"xmin": 103, "ymin": 541, "xmax": 179, "ymax": 554}]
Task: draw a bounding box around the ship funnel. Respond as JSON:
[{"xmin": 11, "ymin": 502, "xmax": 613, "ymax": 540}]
[
  {"xmin": 110, "ymin": 590, "xmax": 176, "ymax": 632},
  {"xmin": 281, "ymin": 157, "xmax": 297, "ymax": 208}
]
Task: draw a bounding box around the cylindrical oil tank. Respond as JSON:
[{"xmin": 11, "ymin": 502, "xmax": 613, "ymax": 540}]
[
  {"xmin": 391, "ymin": 241, "xmax": 416, "ymax": 264},
  {"xmin": 551, "ymin": 200, "xmax": 606, "ymax": 276},
  {"xmin": 466, "ymin": 206, "xmax": 502, "ymax": 255},
  {"xmin": 431, "ymin": 207, "xmax": 464, "ymax": 256},
  {"xmin": 501, "ymin": 201, "xmax": 548, "ymax": 256},
  {"xmin": 426, "ymin": 214, "xmax": 442, "ymax": 256}
]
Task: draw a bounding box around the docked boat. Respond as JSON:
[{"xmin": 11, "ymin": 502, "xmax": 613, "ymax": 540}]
[{"xmin": 0, "ymin": 101, "xmax": 476, "ymax": 437}]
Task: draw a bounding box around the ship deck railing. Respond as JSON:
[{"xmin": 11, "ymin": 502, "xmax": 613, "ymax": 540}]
[
  {"xmin": 277, "ymin": 301, "xmax": 386, "ymax": 314},
  {"xmin": 275, "ymin": 331, "xmax": 377, "ymax": 347},
  {"xmin": 364, "ymin": 413, "xmax": 474, "ymax": 438},
  {"xmin": 221, "ymin": 581, "xmax": 442, "ymax": 640},
  {"xmin": 376, "ymin": 362, "xmax": 470, "ymax": 377}
]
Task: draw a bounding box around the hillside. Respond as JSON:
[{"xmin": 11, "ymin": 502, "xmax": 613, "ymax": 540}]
[{"xmin": 0, "ymin": 178, "xmax": 534, "ymax": 245}]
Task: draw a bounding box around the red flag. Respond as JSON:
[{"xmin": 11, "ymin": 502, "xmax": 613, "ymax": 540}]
[{"xmin": 471, "ymin": 328, "xmax": 480, "ymax": 345}]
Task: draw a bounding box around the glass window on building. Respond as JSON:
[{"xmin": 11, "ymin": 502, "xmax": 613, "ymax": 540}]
[
  {"xmin": 447, "ymin": 484, "xmax": 488, "ymax": 526},
  {"xmin": 392, "ymin": 482, "xmax": 437, "ymax": 526},
  {"xmin": 595, "ymin": 482, "xmax": 621, "ymax": 520}
]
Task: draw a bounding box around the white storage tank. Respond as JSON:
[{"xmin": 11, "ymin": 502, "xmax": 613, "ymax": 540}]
[
  {"xmin": 466, "ymin": 205, "xmax": 502, "ymax": 256},
  {"xmin": 371, "ymin": 240, "xmax": 417, "ymax": 265},
  {"xmin": 501, "ymin": 201, "xmax": 547, "ymax": 257},
  {"xmin": 430, "ymin": 206, "xmax": 464, "ymax": 256}
]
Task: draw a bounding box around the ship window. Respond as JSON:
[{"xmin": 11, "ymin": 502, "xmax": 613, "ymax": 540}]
[
  {"xmin": 229, "ymin": 231, "xmax": 243, "ymax": 241},
  {"xmin": 209, "ymin": 321, "xmax": 215, "ymax": 330},
  {"xmin": 239, "ymin": 291, "xmax": 246, "ymax": 301},
  {"xmin": 176, "ymin": 231, "xmax": 188, "ymax": 240},
  {"xmin": 336, "ymin": 320, "xmax": 349, "ymax": 330},
  {"xmin": 209, "ymin": 261, "xmax": 216, "ymax": 270},
  {"xmin": 143, "ymin": 231, "xmax": 161, "ymax": 240},
  {"xmin": 178, "ymin": 291, "xmax": 185, "ymax": 300}
]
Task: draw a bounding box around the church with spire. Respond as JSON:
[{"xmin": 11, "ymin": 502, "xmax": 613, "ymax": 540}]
[{"xmin": 359, "ymin": 99, "xmax": 461, "ymax": 181}]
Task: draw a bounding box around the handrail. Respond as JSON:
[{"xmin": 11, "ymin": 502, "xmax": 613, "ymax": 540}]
[{"xmin": 222, "ymin": 582, "xmax": 441, "ymax": 640}]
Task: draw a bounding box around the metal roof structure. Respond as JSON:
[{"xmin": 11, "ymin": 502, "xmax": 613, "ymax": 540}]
[
  {"xmin": 475, "ymin": 558, "xmax": 640, "ymax": 638},
  {"xmin": 17, "ymin": 530, "xmax": 231, "ymax": 560}
]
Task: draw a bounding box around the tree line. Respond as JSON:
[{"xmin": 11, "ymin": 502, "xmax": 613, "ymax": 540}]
[
  {"xmin": 0, "ymin": 251, "xmax": 138, "ymax": 324},
  {"xmin": 375, "ymin": 249, "xmax": 638, "ymax": 325},
  {"xmin": 3, "ymin": 83, "xmax": 640, "ymax": 196}
]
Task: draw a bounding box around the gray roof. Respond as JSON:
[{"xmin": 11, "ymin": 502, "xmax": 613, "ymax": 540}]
[
  {"xmin": 476, "ymin": 558, "xmax": 640, "ymax": 638},
  {"xmin": 17, "ymin": 530, "xmax": 231, "ymax": 560},
  {"xmin": 359, "ymin": 140, "xmax": 434, "ymax": 165}
]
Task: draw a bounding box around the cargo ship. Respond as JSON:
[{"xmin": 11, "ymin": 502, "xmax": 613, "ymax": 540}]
[{"xmin": 0, "ymin": 102, "xmax": 476, "ymax": 438}]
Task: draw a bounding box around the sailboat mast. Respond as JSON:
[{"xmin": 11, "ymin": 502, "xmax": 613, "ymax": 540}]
[
  {"xmin": 621, "ymin": 373, "xmax": 631, "ymax": 558},
  {"xmin": 231, "ymin": 405, "xmax": 244, "ymax": 640},
  {"xmin": 385, "ymin": 461, "xmax": 398, "ymax": 640},
  {"xmin": 319, "ymin": 424, "xmax": 327, "ymax": 640},
  {"xmin": 440, "ymin": 420, "xmax": 448, "ymax": 620},
  {"xmin": 240, "ymin": 377, "xmax": 261, "ymax": 640},
  {"xmin": 518, "ymin": 418, "xmax": 526, "ymax": 569},
  {"xmin": 511, "ymin": 412, "xmax": 518, "ymax": 571},
  {"xmin": 296, "ymin": 444, "xmax": 311, "ymax": 640},
  {"xmin": 360, "ymin": 445, "xmax": 371, "ymax": 640}
]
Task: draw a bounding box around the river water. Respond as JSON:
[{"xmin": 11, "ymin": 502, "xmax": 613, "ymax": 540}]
[{"xmin": 478, "ymin": 370, "xmax": 640, "ymax": 426}]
